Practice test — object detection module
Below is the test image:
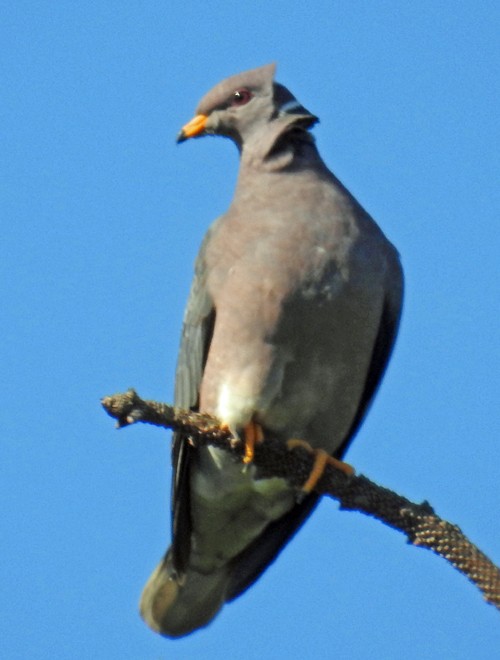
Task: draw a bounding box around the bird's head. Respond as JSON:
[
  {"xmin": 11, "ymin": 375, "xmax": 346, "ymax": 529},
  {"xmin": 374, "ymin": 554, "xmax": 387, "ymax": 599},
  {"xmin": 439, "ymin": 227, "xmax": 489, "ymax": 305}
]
[{"xmin": 177, "ymin": 64, "xmax": 318, "ymax": 153}]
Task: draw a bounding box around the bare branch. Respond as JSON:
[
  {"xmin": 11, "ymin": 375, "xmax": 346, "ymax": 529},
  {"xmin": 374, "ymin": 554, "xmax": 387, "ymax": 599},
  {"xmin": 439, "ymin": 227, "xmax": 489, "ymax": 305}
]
[{"xmin": 101, "ymin": 388, "xmax": 500, "ymax": 612}]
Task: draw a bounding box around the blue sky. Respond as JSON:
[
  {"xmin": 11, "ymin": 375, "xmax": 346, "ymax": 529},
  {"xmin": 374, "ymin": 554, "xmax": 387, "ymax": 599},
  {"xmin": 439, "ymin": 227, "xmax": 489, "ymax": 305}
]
[{"xmin": 2, "ymin": 2, "xmax": 499, "ymax": 658}]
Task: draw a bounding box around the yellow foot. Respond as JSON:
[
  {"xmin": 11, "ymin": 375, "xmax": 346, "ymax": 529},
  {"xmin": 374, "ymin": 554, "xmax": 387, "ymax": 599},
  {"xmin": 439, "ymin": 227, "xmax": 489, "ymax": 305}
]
[
  {"xmin": 242, "ymin": 421, "xmax": 265, "ymax": 464},
  {"xmin": 286, "ymin": 439, "xmax": 355, "ymax": 493}
]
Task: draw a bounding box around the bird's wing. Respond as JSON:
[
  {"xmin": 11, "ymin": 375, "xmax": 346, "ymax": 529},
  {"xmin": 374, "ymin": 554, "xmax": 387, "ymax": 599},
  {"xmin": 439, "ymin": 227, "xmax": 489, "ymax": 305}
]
[
  {"xmin": 171, "ymin": 232, "xmax": 216, "ymax": 574},
  {"xmin": 337, "ymin": 254, "xmax": 404, "ymax": 458}
]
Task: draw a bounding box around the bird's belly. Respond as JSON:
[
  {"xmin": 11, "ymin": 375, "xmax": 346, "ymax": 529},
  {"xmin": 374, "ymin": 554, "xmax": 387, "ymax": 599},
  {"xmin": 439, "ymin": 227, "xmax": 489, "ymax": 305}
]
[
  {"xmin": 204, "ymin": 278, "xmax": 383, "ymax": 454},
  {"xmin": 188, "ymin": 446, "xmax": 295, "ymax": 573},
  {"xmin": 260, "ymin": 286, "xmax": 382, "ymax": 452}
]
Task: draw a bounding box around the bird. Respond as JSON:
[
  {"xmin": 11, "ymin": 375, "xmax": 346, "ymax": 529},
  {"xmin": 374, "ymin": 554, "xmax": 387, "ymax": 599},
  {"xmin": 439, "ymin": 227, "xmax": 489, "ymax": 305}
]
[{"xmin": 140, "ymin": 63, "xmax": 403, "ymax": 638}]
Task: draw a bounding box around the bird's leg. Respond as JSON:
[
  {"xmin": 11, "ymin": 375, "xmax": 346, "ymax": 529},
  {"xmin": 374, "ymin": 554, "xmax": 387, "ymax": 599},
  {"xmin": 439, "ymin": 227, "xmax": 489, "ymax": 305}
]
[
  {"xmin": 286, "ymin": 439, "xmax": 355, "ymax": 493},
  {"xmin": 242, "ymin": 420, "xmax": 265, "ymax": 464}
]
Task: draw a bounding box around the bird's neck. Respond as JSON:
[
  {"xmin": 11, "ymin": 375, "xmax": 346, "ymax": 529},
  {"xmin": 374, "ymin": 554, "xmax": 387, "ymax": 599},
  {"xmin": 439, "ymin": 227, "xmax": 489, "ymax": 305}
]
[{"xmin": 239, "ymin": 127, "xmax": 323, "ymax": 175}]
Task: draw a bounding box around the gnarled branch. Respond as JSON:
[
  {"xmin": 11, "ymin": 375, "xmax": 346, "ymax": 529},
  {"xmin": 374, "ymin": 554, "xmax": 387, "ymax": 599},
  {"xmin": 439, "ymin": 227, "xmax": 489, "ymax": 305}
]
[{"xmin": 101, "ymin": 388, "xmax": 500, "ymax": 611}]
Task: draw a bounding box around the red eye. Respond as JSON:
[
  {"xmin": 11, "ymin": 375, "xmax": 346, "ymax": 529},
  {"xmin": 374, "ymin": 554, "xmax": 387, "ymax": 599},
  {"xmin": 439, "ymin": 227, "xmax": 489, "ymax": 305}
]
[{"xmin": 231, "ymin": 88, "xmax": 252, "ymax": 106}]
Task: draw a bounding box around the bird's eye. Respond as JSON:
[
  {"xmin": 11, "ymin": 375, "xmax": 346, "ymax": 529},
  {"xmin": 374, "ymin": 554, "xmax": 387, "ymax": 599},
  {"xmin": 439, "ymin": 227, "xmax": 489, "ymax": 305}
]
[{"xmin": 231, "ymin": 89, "xmax": 252, "ymax": 106}]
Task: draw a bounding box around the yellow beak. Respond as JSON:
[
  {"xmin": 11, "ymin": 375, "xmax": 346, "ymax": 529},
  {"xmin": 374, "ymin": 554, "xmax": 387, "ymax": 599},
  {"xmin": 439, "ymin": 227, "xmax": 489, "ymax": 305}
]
[{"xmin": 177, "ymin": 114, "xmax": 208, "ymax": 143}]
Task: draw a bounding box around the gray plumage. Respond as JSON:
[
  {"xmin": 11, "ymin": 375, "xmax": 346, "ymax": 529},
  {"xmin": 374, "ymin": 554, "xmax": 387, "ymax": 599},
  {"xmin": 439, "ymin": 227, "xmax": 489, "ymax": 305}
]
[{"xmin": 140, "ymin": 63, "xmax": 403, "ymax": 637}]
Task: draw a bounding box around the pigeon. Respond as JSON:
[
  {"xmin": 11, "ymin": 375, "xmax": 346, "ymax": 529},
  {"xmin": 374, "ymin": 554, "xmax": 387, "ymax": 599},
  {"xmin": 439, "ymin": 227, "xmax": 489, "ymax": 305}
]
[{"xmin": 140, "ymin": 63, "xmax": 403, "ymax": 637}]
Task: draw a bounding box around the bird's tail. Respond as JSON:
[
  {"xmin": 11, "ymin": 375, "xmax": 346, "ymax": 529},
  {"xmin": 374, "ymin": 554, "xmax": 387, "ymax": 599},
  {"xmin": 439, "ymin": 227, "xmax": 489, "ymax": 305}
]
[{"xmin": 139, "ymin": 549, "xmax": 229, "ymax": 638}]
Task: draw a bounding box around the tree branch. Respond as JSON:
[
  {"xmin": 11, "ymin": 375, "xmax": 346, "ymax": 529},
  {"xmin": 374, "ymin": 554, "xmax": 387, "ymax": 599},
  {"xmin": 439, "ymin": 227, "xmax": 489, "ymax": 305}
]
[{"xmin": 101, "ymin": 388, "xmax": 500, "ymax": 612}]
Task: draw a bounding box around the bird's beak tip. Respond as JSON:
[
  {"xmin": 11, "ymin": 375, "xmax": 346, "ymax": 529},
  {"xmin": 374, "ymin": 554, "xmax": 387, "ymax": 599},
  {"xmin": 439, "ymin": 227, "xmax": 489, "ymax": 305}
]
[{"xmin": 176, "ymin": 130, "xmax": 187, "ymax": 144}]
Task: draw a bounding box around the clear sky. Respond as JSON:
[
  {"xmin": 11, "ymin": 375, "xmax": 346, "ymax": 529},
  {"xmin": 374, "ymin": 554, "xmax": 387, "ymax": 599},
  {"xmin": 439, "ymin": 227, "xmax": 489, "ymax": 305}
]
[{"xmin": 2, "ymin": 2, "xmax": 499, "ymax": 659}]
